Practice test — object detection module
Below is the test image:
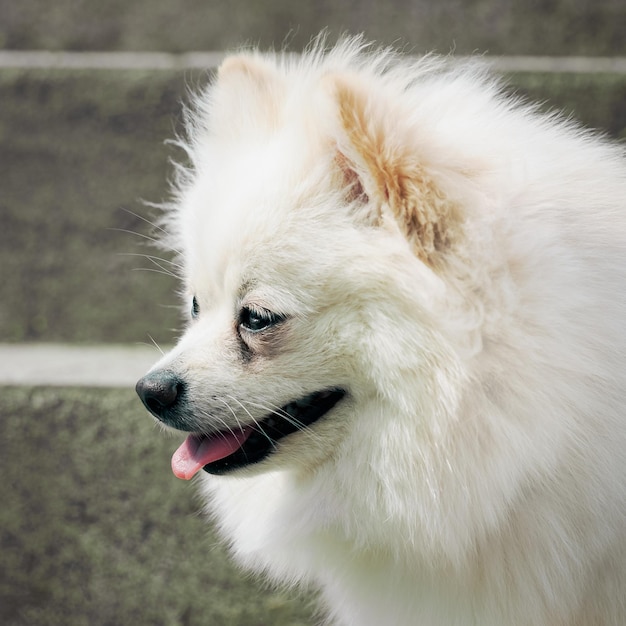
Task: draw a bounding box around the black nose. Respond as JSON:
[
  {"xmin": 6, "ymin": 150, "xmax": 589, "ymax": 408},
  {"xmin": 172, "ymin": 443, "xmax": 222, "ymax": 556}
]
[{"xmin": 136, "ymin": 370, "xmax": 183, "ymax": 420}]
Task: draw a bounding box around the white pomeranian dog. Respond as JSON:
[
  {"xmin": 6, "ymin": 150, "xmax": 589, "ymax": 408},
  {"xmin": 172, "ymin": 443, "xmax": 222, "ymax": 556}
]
[{"xmin": 136, "ymin": 36, "xmax": 626, "ymax": 625}]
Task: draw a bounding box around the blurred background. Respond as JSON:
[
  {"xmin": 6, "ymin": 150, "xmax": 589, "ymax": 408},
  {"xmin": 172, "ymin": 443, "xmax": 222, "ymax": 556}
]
[
  {"xmin": 1, "ymin": 1, "xmax": 625, "ymax": 625},
  {"xmin": 2, "ymin": 0, "xmax": 626, "ymax": 54},
  {"xmin": 2, "ymin": 0, "xmax": 626, "ymax": 345}
]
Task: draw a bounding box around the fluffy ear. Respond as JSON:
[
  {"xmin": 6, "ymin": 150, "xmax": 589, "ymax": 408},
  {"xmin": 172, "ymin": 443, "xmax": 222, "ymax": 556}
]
[
  {"xmin": 209, "ymin": 53, "xmax": 284, "ymax": 137},
  {"xmin": 326, "ymin": 73, "xmax": 459, "ymax": 266}
]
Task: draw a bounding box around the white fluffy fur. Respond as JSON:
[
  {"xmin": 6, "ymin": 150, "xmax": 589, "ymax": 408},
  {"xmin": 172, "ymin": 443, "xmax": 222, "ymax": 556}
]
[{"xmin": 147, "ymin": 37, "xmax": 626, "ymax": 625}]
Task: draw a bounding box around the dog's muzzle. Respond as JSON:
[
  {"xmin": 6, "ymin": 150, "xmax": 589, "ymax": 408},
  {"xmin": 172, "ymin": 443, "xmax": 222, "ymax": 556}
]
[{"xmin": 136, "ymin": 369, "xmax": 346, "ymax": 476}]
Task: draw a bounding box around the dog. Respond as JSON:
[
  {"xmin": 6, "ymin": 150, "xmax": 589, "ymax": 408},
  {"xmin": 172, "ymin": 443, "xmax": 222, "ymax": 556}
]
[{"xmin": 136, "ymin": 36, "xmax": 626, "ymax": 625}]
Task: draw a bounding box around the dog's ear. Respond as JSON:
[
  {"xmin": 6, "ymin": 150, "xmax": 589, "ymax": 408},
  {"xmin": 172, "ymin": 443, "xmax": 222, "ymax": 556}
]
[
  {"xmin": 325, "ymin": 73, "xmax": 458, "ymax": 266},
  {"xmin": 210, "ymin": 53, "xmax": 283, "ymax": 137}
]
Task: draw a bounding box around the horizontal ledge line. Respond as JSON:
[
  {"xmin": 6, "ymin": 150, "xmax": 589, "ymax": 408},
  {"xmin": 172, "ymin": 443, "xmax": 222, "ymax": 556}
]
[
  {"xmin": 1, "ymin": 50, "xmax": 626, "ymax": 74},
  {"xmin": 0, "ymin": 50, "xmax": 227, "ymax": 70},
  {"xmin": 0, "ymin": 344, "xmax": 166, "ymax": 388}
]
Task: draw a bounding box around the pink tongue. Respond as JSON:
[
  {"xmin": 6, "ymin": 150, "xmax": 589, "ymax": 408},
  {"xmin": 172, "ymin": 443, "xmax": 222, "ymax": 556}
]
[{"xmin": 171, "ymin": 428, "xmax": 253, "ymax": 480}]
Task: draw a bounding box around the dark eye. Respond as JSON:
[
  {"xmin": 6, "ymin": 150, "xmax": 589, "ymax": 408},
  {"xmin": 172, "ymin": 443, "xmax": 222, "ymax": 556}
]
[
  {"xmin": 239, "ymin": 306, "xmax": 281, "ymax": 333},
  {"xmin": 191, "ymin": 296, "xmax": 200, "ymax": 319}
]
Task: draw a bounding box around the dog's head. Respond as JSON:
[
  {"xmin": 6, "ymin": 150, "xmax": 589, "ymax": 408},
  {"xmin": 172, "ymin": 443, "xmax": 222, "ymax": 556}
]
[{"xmin": 136, "ymin": 42, "xmax": 467, "ymax": 479}]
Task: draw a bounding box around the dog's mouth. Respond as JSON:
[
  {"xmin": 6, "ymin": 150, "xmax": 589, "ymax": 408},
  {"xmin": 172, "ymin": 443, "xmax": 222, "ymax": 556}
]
[{"xmin": 171, "ymin": 388, "xmax": 346, "ymax": 477}]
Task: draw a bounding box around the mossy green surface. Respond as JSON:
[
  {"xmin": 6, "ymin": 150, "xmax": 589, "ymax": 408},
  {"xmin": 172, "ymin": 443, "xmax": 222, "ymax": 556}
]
[
  {"xmin": 1, "ymin": 69, "xmax": 624, "ymax": 344},
  {"xmin": 0, "ymin": 386, "xmax": 315, "ymax": 626}
]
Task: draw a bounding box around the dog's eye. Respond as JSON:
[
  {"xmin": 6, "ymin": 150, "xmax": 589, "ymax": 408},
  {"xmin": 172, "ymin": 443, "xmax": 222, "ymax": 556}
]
[
  {"xmin": 239, "ymin": 306, "xmax": 281, "ymax": 333},
  {"xmin": 191, "ymin": 296, "xmax": 200, "ymax": 319}
]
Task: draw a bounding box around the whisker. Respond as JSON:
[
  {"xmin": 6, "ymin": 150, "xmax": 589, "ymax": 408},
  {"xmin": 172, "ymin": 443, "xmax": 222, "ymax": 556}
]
[
  {"xmin": 242, "ymin": 398, "xmax": 324, "ymax": 443},
  {"xmin": 146, "ymin": 334, "xmax": 165, "ymax": 355},
  {"xmin": 214, "ymin": 397, "xmax": 245, "ymax": 432},
  {"xmin": 122, "ymin": 205, "xmax": 184, "ymax": 257},
  {"xmin": 193, "ymin": 405, "xmax": 241, "ymax": 447},
  {"xmin": 118, "ymin": 252, "xmax": 181, "ymax": 278},
  {"xmin": 225, "ymin": 395, "xmax": 277, "ymax": 451},
  {"xmin": 109, "ymin": 224, "xmax": 183, "ymax": 258},
  {"xmin": 108, "ymin": 226, "xmax": 164, "ymax": 247},
  {"xmin": 120, "ymin": 207, "xmax": 168, "ymax": 234},
  {"xmin": 129, "ymin": 267, "xmax": 179, "ymax": 278},
  {"xmin": 119, "ymin": 252, "xmax": 181, "ymax": 268}
]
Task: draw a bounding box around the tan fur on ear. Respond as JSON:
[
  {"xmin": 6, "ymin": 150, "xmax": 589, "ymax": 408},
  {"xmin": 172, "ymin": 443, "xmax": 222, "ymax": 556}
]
[
  {"xmin": 218, "ymin": 54, "xmax": 275, "ymax": 85},
  {"xmin": 328, "ymin": 74, "xmax": 460, "ymax": 266},
  {"xmin": 211, "ymin": 53, "xmax": 283, "ymax": 135}
]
